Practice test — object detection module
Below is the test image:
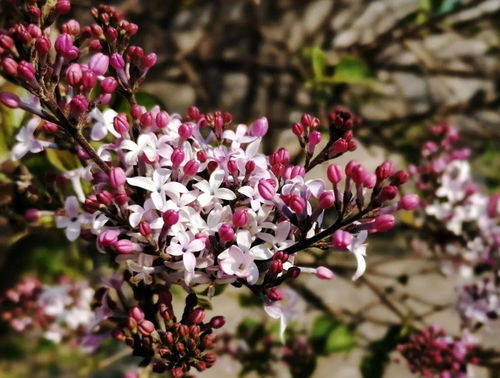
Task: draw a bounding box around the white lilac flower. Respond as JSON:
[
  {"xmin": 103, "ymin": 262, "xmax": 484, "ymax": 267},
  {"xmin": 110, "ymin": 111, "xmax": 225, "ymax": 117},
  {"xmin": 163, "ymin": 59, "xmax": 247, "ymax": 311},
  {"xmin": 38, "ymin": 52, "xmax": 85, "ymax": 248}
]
[
  {"xmin": 194, "ymin": 169, "xmax": 236, "ymax": 207},
  {"xmin": 127, "ymin": 168, "xmax": 187, "ymax": 210},
  {"xmin": 264, "ymin": 288, "xmax": 299, "ymax": 343},
  {"xmin": 347, "ymin": 230, "xmax": 368, "ymax": 281},
  {"xmin": 89, "ymin": 108, "xmax": 119, "ymax": 141},
  {"xmin": 221, "ymin": 123, "xmax": 255, "ymax": 148},
  {"xmin": 55, "ymin": 196, "xmax": 90, "ymax": 241},
  {"xmin": 166, "ymin": 231, "xmax": 205, "ymax": 273},
  {"xmin": 120, "ymin": 133, "xmax": 158, "ymax": 165},
  {"xmin": 218, "ymin": 230, "xmax": 272, "ymax": 284},
  {"xmin": 11, "ymin": 117, "xmax": 51, "ymax": 160},
  {"xmin": 258, "ymin": 221, "xmax": 295, "ymax": 252}
]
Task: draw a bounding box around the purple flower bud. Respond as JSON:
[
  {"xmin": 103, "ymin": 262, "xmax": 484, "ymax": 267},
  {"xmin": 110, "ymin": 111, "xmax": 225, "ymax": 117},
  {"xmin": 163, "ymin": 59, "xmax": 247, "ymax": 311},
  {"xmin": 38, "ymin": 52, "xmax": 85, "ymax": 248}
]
[
  {"xmin": 27, "ymin": 24, "xmax": 42, "ymax": 39},
  {"xmin": 101, "ymin": 77, "xmax": 117, "ymax": 93},
  {"xmin": 345, "ymin": 160, "xmax": 361, "ymax": 177},
  {"xmin": 316, "ymin": 266, "xmax": 334, "ymax": 280},
  {"xmin": 379, "ymin": 185, "xmax": 398, "ymax": 202},
  {"xmin": 99, "ymin": 93, "xmax": 112, "ymax": 106},
  {"xmin": 114, "ymin": 191, "xmax": 129, "ymax": 205},
  {"xmin": 162, "ymin": 210, "xmax": 179, "ymax": 227},
  {"xmin": 392, "ymin": 170, "xmax": 409, "ymax": 185},
  {"xmin": 35, "ymin": 36, "xmax": 51, "ymax": 54},
  {"xmin": 97, "ymin": 190, "xmax": 113, "ymax": 205},
  {"xmin": 188, "ymin": 308, "xmax": 205, "ymax": 324},
  {"xmin": 178, "ymin": 123, "xmax": 192, "ymax": 139},
  {"xmin": 251, "ymin": 117, "xmax": 268, "ymax": 137},
  {"xmin": 0, "ymin": 35, "xmax": 14, "ymax": 50},
  {"xmin": 289, "ymin": 195, "xmax": 306, "ymax": 214},
  {"xmin": 142, "ymin": 52, "xmax": 157, "ymax": 68},
  {"xmin": 171, "ymin": 148, "xmax": 185, "ymax": 166},
  {"xmin": 18, "ymin": 61, "xmax": 35, "ymax": 81},
  {"xmin": 140, "ymin": 111, "xmax": 153, "ymax": 127},
  {"xmin": 258, "ymin": 179, "xmax": 275, "ymax": 201},
  {"xmin": 232, "ymin": 209, "xmax": 248, "ymax": 228},
  {"xmin": 309, "ymin": 131, "xmax": 321, "ymax": 146},
  {"xmin": 2, "ymin": 57, "xmax": 18, "ymax": 76},
  {"xmin": 292, "ymin": 122, "xmax": 304, "ymax": 136},
  {"xmin": 63, "ymin": 46, "xmax": 79, "ymax": 61},
  {"xmin": 267, "ymin": 287, "xmax": 283, "ymax": 301},
  {"xmin": 98, "ymin": 230, "xmax": 119, "ymax": 247},
  {"xmin": 245, "ymin": 160, "xmax": 255, "ymax": 174},
  {"xmin": 113, "ymin": 113, "xmax": 129, "ymax": 134},
  {"xmin": 332, "ymin": 230, "xmax": 352, "ymax": 249},
  {"xmin": 89, "ymin": 53, "xmax": 109, "ymax": 76},
  {"xmin": 43, "ymin": 121, "xmax": 58, "ymax": 133},
  {"xmin": 373, "ymin": 214, "xmax": 395, "ymax": 232},
  {"xmin": 363, "ymin": 173, "xmax": 377, "ymax": 189},
  {"xmin": 276, "ymin": 148, "xmax": 290, "ymax": 164},
  {"xmin": 0, "ymin": 92, "xmax": 21, "ymax": 109},
  {"xmin": 56, "ymin": 0, "xmax": 71, "ymax": 14},
  {"xmin": 398, "ymin": 194, "xmax": 419, "ymax": 210},
  {"xmin": 65, "ymin": 63, "xmax": 82, "ymax": 86},
  {"xmin": 24, "ymin": 208, "xmax": 39, "ymax": 223},
  {"xmin": 218, "ymin": 223, "xmax": 234, "ymax": 242},
  {"xmin": 62, "ymin": 19, "xmax": 80, "ymax": 35},
  {"xmin": 109, "ymin": 167, "xmax": 126, "ymax": 187},
  {"xmin": 327, "ymin": 164, "xmax": 343, "ymax": 185},
  {"xmin": 375, "ymin": 161, "xmax": 394, "ymax": 181},
  {"xmin": 55, "ymin": 33, "xmax": 73, "ymax": 53},
  {"xmin": 331, "ymin": 138, "xmax": 348, "ymax": 155},
  {"xmin": 183, "ymin": 160, "xmax": 199, "ymax": 177},
  {"xmin": 318, "ymin": 191, "xmax": 335, "ymax": 209},
  {"xmin": 227, "ymin": 160, "xmax": 238, "ymax": 174},
  {"xmin": 155, "ymin": 111, "xmax": 169, "ymax": 128},
  {"xmin": 70, "ymin": 94, "xmax": 88, "ymax": 114},
  {"xmin": 209, "ymin": 316, "xmax": 225, "ymax": 329},
  {"xmin": 138, "ymin": 320, "xmax": 155, "ymax": 335},
  {"xmin": 110, "ymin": 53, "xmax": 125, "ymax": 70},
  {"xmin": 135, "ymin": 221, "xmax": 151, "ymax": 238},
  {"xmin": 80, "ymin": 70, "xmax": 96, "ymax": 89},
  {"xmin": 129, "ymin": 306, "xmax": 145, "ymax": 322},
  {"xmin": 115, "ymin": 239, "xmax": 139, "ymax": 254},
  {"xmin": 197, "ymin": 150, "xmax": 208, "ymax": 163}
]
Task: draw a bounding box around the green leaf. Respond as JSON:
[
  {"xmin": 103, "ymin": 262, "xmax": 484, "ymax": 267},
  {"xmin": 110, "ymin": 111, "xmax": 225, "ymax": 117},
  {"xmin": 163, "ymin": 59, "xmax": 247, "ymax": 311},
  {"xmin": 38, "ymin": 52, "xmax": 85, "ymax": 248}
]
[
  {"xmin": 238, "ymin": 293, "xmax": 262, "ymax": 307},
  {"xmin": 332, "ymin": 56, "xmax": 371, "ymax": 84},
  {"xmin": 325, "ymin": 324, "xmax": 355, "ymax": 353},
  {"xmin": 45, "ymin": 149, "xmax": 81, "ymax": 172},
  {"xmin": 0, "ymin": 84, "xmax": 27, "ymax": 160},
  {"xmin": 311, "ymin": 46, "xmax": 326, "ymax": 79},
  {"xmin": 437, "ymin": 0, "xmax": 460, "ymax": 14}
]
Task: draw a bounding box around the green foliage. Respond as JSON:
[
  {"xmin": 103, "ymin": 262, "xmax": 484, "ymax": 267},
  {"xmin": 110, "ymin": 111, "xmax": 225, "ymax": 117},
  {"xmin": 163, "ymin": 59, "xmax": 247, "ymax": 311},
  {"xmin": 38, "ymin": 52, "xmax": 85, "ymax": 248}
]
[
  {"xmin": 238, "ymin": 292, "xmax": 263, "ymax": 307},
  {"xmin": 477, "ymin": 142, "xmax": 500, "ymax": 192},
  {"xmin": 332, "ymin": 56, "xmax": 372, "ymax": 85},
  {"xmin": 0, "ymin": 84, "xmax": 26, "ymax": 160},
  {"xmin": 310, "ymin": 315, "xmax": 356, "ymax": 355},
  {"xmin": 360, "ymin": 325, "xmax": 408, "ymax": 378}
]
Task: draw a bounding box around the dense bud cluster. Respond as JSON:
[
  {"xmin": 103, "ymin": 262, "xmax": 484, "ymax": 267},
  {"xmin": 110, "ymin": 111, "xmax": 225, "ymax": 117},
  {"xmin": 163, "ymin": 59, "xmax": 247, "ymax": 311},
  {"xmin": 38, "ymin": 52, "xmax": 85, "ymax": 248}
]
[
  {"xmin": 397, "ymin": 326, "xmax": 478, "ymax": 378},
  {"xmin": 112, "ymin": 292, "xmax": 220, "ymax": 377}
]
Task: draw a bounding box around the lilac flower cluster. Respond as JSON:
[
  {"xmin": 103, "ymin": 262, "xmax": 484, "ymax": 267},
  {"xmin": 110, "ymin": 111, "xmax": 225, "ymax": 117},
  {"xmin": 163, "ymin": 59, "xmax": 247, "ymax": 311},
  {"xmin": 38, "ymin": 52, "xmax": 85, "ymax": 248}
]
[
  {"xmin": 411, "ymin": 124, "xmax": 499, "ymax": 277},
  {"xmin": 457, "ymin": 277, "xmax": 500, "ymax": 330},
  {"xmin": 0, "ymin": 1, "xmax": 417, "ymax": 373},
  {"xmin": 0, "ymin": 277, "xmax": 95, "ymax": 344},
  {"xmin": 397, "ymin": 325, "xmax": 478, "ymax": 378}
]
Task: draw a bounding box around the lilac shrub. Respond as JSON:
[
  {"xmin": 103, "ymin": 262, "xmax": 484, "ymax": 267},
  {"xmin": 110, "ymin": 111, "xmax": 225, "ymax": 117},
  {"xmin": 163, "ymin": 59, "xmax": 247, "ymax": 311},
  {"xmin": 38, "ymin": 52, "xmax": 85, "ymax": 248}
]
[{"xmin": 0, "ymin": 1, "xmax": 418, "ymax": 376}]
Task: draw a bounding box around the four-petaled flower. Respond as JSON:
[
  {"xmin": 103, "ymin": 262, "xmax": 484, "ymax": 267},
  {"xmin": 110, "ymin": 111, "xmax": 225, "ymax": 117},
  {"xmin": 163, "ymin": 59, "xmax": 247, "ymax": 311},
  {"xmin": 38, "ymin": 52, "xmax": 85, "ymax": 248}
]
[
  {"xmin": 194, "ymin": 169, "xmax": 236, "ymax": 207},
  {"xmin": 55, "ymin": 196, "xmax": 90, "ymax": 241},
  {"xmin": 166, "ymin": 231, "xmax": 206, "ymax": 273}
]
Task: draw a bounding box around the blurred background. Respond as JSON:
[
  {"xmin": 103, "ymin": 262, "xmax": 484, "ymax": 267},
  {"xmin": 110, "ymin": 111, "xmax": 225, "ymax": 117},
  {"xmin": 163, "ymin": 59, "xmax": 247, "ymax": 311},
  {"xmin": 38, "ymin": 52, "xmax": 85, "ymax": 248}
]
[{"xmin": 1, "ymin": 0, "xmax": 499, "ymax": 377}]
